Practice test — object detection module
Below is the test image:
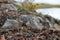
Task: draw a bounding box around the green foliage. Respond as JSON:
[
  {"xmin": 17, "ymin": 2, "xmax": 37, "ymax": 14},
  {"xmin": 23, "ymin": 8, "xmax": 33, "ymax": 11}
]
[
  {"xmin": 16, "ymin": 5, "xmax": 36, "ymax": 15},
  {"xmin": 16, "ymin": 5, "xmax": 29, "ymax": 11}
]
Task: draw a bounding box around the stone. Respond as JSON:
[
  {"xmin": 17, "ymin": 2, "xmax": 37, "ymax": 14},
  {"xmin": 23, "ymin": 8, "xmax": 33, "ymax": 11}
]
[
  {"xmin": 2, "ymin": 19, "xmax": 19, "ymax": 29},
  {"xmin": 21, "ymin": 15, "xmax": 44, "ymax": 29},
  {"xmin": 21, "ymin": 15, "xmax": 58, "ymax": 30},
  {"xmin": 54, "ymin": 24, "xmax": 60, "ymax": 30},
  {"xmin": 1, "ymin": 4, "xmax": 17, "ymax": 10}
]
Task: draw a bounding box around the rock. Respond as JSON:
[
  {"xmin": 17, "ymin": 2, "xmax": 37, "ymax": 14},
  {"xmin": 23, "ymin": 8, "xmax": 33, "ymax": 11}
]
[
  {"xmin": 21, "ymin": 15, "xmax": 59, "ymax": 30},
  {"xmin": 21, "ymin": 15, "xmax": 44, "ymax": 29},
  {"xmin": 2, "ymin": 19, "xmax": 19, "ymax": 29},
  {"xmin": 1, "ymin": 4, "xmax": 17, "ymax": 10},
  {"xmin": 26, "ymin": 16, "xmax": 44, "ymax": 29},
  {"xmin": 44, "ymin": 18, "xmax": 54, "ymax": 29},
  {"xmin": 0, "ymin": 0, "xmax": 18, "ymax": 10},
  {"xmin": 21, "ymin": 15, "xmax": 32, "ymax": 23},
  {"xmin": 54, "ymin": 24, "xmax": 60, "ymax": 30}
]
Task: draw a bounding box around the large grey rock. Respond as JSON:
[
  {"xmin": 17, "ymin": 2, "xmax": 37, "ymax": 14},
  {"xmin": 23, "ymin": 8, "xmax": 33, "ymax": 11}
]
[
  {"xmin": 2, "ymin": 19, "xmax": 19, "ymax": 28},
  {"xmin": 21, "ymin": 15, "xmax": 44, "ymax": 29},
  {"xmin": 26, "ymin": 16, "xmax": 44, "ymax": 29},
  {"xmin": 21, "ymin": 15, "xmax": 60, "ymax": 30},
  {"xmin": 21, "ymin": 15, "xmax": 57, "ymax": 30},
  {"xmin": 1, "ymin": 4, "xmax": 17, "ymax": 10}
]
